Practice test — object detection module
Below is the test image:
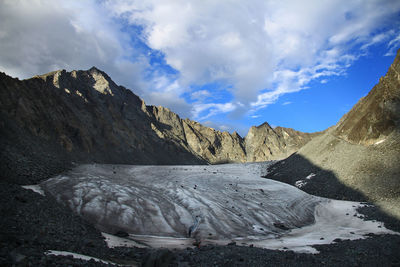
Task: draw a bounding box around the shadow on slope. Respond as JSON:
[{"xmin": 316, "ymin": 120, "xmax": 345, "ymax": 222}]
[
  {"xmin": 0, "ymin": 71, "xmax": 206, "ymax": 185},
  {"xmin": 0, "ymin": 110, "xmax": 203, "ymax": 185},
  {"xmin": 264, "ymin": 153, "xmax": 400, "ymax": 232}
]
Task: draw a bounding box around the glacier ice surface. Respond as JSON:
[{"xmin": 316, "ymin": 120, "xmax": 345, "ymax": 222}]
[{"xmin": 41, "ymin": 162, "xmax": 398, "ymax": 253}]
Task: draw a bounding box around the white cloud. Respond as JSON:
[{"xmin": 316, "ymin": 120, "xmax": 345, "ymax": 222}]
[
  {"xmin": 0, "ymin": 0, "xmax": 150, "ymax": 94},
  {"xmin": 282, "ymin": 101, "xmax": 292, "ymax": 106},
  {"xmin": 1, "ymin": 0, "xmax": 400, "ymax": 122},
  {"xmin": 105, "ymin": 0, "xmax": 400, "ymax": 116},
  {"xmin": 386, "ymin": 33, "xmax": 400, "ymax": 56},
  {"xmin": 191, "ymin": 90, "xmax": 211, "ymax": 101},
  {"xmin": 192, "ymin": 102, "xmax": 236, "ymax": 121},
  {"xmin": 146, "ymin": 91, "xmax": 192, "ymax": 117}
]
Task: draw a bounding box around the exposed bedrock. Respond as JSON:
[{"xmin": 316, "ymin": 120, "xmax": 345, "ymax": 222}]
[
  {"xmin": 266, "ymin": 50, "xmax": 400, "ymax": 219},
  {"xmin": 0, "ymin": 66, "xmax": 317, "ymax": 176}
]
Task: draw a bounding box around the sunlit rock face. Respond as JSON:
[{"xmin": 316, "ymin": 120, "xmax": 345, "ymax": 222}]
[
  {"xmin": 333, "ymin": 50, "xmax": 400, "ymax": 146},
  {"xmin": 0, "ymin": 67, "xmax": 316, "ymax": 171},
  {"xmin": 41, "ymin": 163, "xmax": 323, "ymax": 240}
]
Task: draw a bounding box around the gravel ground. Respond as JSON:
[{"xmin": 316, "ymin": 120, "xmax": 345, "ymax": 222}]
[{"xmin": 1, "ymin": 144, "xmax": 400, "ymax": 266}]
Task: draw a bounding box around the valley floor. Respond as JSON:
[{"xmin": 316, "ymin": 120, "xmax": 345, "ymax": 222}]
[{"xmin": 1, "ymin": 162, "xmax": 400, "ymax": 266}]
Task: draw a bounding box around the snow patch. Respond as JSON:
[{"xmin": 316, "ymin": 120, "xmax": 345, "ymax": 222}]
[
  {"xmin": 295, "ymin": 174, "xmax": 316, "ymax": 189},
  {"xmin": 374, "ymin": 139, "xmax": 386, "ymax": 145},
  {"xmin": 251, "ymin": 200, "xmax": 398, "ymax": 253},
  {"xmin": 45, "ymin": 250, "xmax": 124, "ymax": 265},
  {"xmin": 295, "ymin": 180, "xmax": 307, "ymax": 188},
  {"xmin": 306, "ymin": 173, "xmax": 316, "ymax": 180},
  {"xmin": 21, "ymin": 185, "xmax": 45, "ymax": 196},
  {"xmin": 102, "ymin": 232, "xmax": 148, "ymax": 248}
]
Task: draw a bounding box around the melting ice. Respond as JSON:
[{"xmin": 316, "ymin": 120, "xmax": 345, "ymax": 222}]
[{"xmin": 40, "ymin": 162, "xmax": 398, "ymax": 253}]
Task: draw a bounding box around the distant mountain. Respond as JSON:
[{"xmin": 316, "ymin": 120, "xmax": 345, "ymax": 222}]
[
  {"xmin": 0, "ymin": 66, "xmax": 316, "ymax": 182},
  {"xmin": 266, "ymin": 50, "xmax": 400, "ymax": 218},
  {"xmin": 245, "ymin": 123, "xmax": 320, "ymax": 162}
]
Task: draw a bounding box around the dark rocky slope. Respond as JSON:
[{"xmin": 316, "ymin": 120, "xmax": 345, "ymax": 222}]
[
  {"xmin": 3, "ymin": 53, "xmax": 398, "ymax": 266},
  {"xmin": 0, "ymin": 68, "xmax": 204, "ymax": 168},
  {"xmin": 0, "ymin": 66, "xmax": 315, "ymax": 179},
  {"xmin": 0, "ymin": 61, "xmax": 319, "ymax": 265},
  {"xmin": 266, "ymin": 50, "xmax": 400, "ymax": 219}
]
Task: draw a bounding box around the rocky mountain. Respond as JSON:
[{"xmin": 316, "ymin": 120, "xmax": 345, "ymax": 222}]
[
  {"xmin": 0, "ymin": 67, "xmax": 315, "ymax": 177},
  {"xmin": 333, "ymin": 55, "xmax": 400, "ymax": 145},
  {"xmin": 266, "ymin": 50, "xmax": 400, "ymax": 218},
  {"xmin": 245, "ymin": 123, "xmax": 318, "ymax": 162}
]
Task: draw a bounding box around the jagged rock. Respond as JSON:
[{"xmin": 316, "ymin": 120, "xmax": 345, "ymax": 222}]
[
  {"xmin": 266, "ymin": 49, "xmax": 400, "ymax": 219},
  {"xmin": 245, "ymin": 123, "xmax": 317, "ymax": 162},
  {"xmin": 0, "ymin": 67, "xmax": 204, "ymax": 167},
  {"xmin": 0, "ymin": 66, "xmax": 316, "ymax": 171},
  {"xmin": 333, "ymin": 52, "xmax": 400, "ymax": 145}
]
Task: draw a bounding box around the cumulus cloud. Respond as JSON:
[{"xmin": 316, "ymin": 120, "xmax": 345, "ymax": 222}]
[
  {"xmin": 191, "ymin": 90, "xmax": 211, "ymax": 101},
  {"xmin": 192, "ymin": 102, "xmax": 236, "ymax": 121},
  {"xmin": 0, "ymin": 0, "xmax": 151, "ymax": 95},
  {"xmin": 106, "ymin": 0, "xmax": 400, "ymax": 115},
  {"xmin": 142, "ymin": 78, "xmax": 193, "ymax": 117},
  {"xmin": 1, "ymin": 0, "xmax": 400, "ymax": 122}
]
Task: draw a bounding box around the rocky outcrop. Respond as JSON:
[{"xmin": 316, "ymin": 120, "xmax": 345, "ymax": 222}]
[
  {"xmin": 333, "ymin": 52, "xmax": 400, "ymax": 145},
  {"xmin": 0, "ymin": 67, "xmax": 204, "ymax": 168},
  {"xmin": 245, "ymin": 123, "xmax": 318, "ymax": 162},
  {"xmin": 146, "ymin": 109, "xmax": 315, "ymax": 163},
  {"xmin": 181, "ymin": 120, "xmax": 247, "ymax": 164},
  {"xmin": 266, "ymin": 50, "xmax": 400, "ymax": 218},
  {"xmin": 0, "ymin": 66, "xmax": 315, "ymax": 172}
]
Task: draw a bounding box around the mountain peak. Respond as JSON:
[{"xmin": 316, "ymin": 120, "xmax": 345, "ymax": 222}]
[
  {"xmin": 89, "ymin": 66, "xmax": 101, "ymax": 72},
  {"xmin": 256, "ymin": 122, "xmax": 273, "ymax": 129},
  {"xmin": 333, "ymin": 49, "xmax": 400, "ymax": 145},
  {"xmin": 87, "ymin": 66, "xmax": 107, "ymax": 76}
]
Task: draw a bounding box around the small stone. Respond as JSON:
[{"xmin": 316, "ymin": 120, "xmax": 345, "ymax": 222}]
[{"xmin": 274, "ymin": 222, "xmax": 289, "ymax": 230}]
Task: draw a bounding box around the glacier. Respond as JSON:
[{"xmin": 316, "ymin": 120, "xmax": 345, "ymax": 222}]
[{"xmin": 39, "ymin": 162, "xmax": 398, "ymax": 253}]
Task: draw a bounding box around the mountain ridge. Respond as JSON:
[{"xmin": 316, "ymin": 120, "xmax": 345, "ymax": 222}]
[
  {"xmin": 265, "ymin": 49, "xmax": 400, "ymax": 218},
  {"xmin": 0, "ymin": 67, "xmax": 317, "ymax": 175}
]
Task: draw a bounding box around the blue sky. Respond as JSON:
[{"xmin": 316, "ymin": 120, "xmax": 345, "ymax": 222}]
[{"xmin": 0, "ymin": 0, "xmax": 399, "ymax": 136}]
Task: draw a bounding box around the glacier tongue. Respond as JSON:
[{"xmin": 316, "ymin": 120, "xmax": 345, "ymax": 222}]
[{"xmin": 41, "ymin": 162, "xmax": 398, "ymax": 253}]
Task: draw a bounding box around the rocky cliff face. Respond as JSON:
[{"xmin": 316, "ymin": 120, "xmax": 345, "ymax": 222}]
[
  {"xmin": 0, "ymin": 67, "xmax": 315, "ymax": 169},
  {"xmin": 0, "ymin": 67, "xmax": 204, "ymax": 167},
  {"xmin": 244, "ymin": 123, "xmax": 318, "ymax": 162},
  {"xmin": 333, "ymin": 53, "xmax": 400, "ymax": 145},
  {"xmin": 266, "ymin": 50, "xmax": 400, "ymax": 218},
  {"xmin": 129, "ymin": 104, "xmax": 315, "ymax": 164}
]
